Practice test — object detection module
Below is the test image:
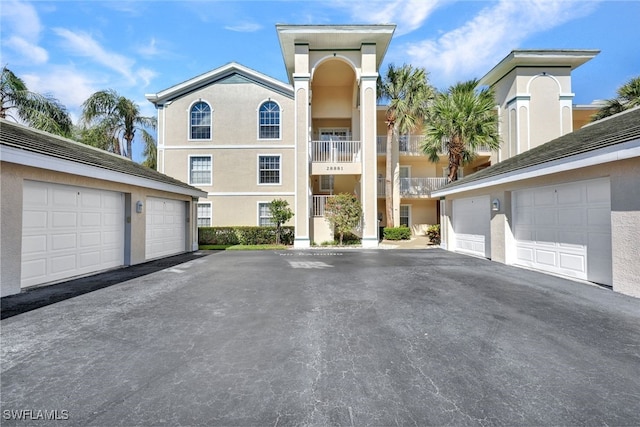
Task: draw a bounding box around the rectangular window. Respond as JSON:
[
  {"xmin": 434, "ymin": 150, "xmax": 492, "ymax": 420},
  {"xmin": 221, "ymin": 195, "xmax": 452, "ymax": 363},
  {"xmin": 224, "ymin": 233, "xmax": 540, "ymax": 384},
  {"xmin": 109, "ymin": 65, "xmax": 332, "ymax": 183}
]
[
  {"xmin": 189, "ymin": 156, "xmax": 212, "ymax": 185},
  {"xmin": 400, "ymin": 205, "xmax": 410, "ymax": 227},
  {"xmin": 258, "ymin": 155, "xmax": 281, "ymax": 184},
  {"xmin": 258, "ymin": 202, "xmax": 275, "ymax": 226},
  {"xmin": 320, "ymin": 175, "xmax": 334, "ymax": 192},
  {"xmin": 197, "ymin": 203, "xmax": 212, "ymax": 227}
]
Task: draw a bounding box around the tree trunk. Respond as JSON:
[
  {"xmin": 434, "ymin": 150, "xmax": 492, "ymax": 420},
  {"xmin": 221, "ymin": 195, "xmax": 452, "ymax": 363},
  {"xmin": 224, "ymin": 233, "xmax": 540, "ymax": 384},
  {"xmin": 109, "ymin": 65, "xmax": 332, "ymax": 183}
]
[
  {"xmin": 385, "ymin": 120, "xmax": 394, "ymax": 228},
  {"xmin": 448, "ymin": 135, "xmax": 463, "ymax": 182}
]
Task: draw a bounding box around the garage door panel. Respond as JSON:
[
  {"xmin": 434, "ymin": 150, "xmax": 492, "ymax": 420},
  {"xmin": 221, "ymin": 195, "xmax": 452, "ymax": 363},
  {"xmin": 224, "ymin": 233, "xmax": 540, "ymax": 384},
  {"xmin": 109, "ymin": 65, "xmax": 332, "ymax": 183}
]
[
  {"xmin": 453, "ymin": 196, "xmax": 490, "ymax": 258},
  {"xmin": 559, "ymin": 253, "xmax": 585, "ymax": 272},
  {"xmin": 21, "ymin": 181, "xmax": 124, "ymax": 288},
  {"xmin": 535, "ymin": 249, "xmax": 557, "ymax": 266},
  {"xmin": 145, "ymin": 197, "xmax": 186, "ymax": 260},
  {"xmin": 534, "ymin": 189, "xmax": 555, "ymax": 206},
  {"xmin": 513, "ymin": 178, "xmax": 611, "ymax": 286}
]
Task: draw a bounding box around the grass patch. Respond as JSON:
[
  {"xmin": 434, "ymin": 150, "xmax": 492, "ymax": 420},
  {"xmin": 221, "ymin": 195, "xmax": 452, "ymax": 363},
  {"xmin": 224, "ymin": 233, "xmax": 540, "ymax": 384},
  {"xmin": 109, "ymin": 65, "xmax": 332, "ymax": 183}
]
[{"xmin": 199, "ymin": 244, "xmax": 288, "ymax": 251}]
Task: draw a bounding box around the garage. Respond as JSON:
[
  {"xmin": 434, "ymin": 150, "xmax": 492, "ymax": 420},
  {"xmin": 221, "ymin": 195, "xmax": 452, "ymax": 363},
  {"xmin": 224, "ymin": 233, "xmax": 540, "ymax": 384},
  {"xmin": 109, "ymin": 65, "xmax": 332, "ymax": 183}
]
[
  {"xmin": 512, "ymin": 178, "xmax": 612, "ymax": 285},
  {"xmin": 21, "ymin": 180, "xmax": 125, "ymax": 288},
  {"xmin": 145, "ymin": 197, "xmax": 186, "ymax": 260},
  {"xmin": 452, "ymin": 196, "xmax": 491, "ymax": 258}
]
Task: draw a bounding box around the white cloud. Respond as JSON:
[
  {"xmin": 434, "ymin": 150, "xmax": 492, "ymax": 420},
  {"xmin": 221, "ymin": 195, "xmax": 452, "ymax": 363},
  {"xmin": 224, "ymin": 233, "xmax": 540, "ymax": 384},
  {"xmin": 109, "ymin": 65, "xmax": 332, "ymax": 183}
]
[
  {"xmin": 0, "ymin": 0, "xmax": 48, "ymax": 64},
  {"xmin": 332, "ymin": 0, "xmax": 445, "ymax": 35},
  {"xmin": 224, "ymin": 22, "xmax": 263, "ymax": 32},
  {"xmin": 400, "ymin": 0, "xmax": 600, "ymax": 89},
  {"xmin": 137, "ymin": 68, "xmax": 158, "ymax": 88},
  {"xmin": 53, "ymin": 27, "xmax": 138, "ymax": 84},
  {"xmin": 22, "ymin": 66, "xmax": 99, "ymax": 121},
  {"xmin": 4, "ymin": 36, "xmax": 48, "ymax": 64},
  {"xmin": 0, "ymin": 0, "xmax": 42, "ymax": 40}
]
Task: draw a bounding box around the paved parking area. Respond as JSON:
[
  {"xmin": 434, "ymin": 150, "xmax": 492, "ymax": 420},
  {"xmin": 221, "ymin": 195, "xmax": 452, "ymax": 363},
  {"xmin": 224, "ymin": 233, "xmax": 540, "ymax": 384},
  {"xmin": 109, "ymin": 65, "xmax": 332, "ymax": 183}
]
[{"xmin": 1, "ymin": 249, "xmax": 639, "ymax": 426}]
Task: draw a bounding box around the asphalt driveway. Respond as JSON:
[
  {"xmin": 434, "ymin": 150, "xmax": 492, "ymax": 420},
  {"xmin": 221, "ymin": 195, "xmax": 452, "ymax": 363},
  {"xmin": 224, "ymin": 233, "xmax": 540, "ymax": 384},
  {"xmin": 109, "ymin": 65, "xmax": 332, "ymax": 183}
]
[{"xmin": 1, "ymin": 249, "xmax": 639, "ymax": 426}]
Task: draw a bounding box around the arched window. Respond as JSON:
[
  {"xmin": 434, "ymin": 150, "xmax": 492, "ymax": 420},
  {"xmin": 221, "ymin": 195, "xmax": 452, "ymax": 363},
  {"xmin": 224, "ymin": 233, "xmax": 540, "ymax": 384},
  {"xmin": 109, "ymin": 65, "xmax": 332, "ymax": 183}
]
[
  {"xmin": 259, "ymin": 101, "xmax": 280, "ymax": 139},
  {"xmin": 190, "ymin": 102, "xmax": 211, "ymax": 139}
]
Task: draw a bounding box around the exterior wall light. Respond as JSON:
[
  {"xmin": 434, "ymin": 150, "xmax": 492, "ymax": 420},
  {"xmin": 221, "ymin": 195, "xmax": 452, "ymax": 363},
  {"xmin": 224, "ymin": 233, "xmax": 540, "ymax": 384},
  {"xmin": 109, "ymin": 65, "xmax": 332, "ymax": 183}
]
[
  {"xmin": 136, "ymin": 200, "xmax": 144, "ymax": 214},
  {"xmin": 491, "ymin": 198, "xmax": 500, "ymax": 212}
]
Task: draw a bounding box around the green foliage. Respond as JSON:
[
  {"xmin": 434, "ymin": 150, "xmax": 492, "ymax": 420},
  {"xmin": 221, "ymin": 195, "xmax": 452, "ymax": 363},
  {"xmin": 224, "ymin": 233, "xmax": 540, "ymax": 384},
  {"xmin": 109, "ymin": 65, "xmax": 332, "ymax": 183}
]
[
  {"xmin": 425, "ymin": 224, "xmax": 441, "ymax": 245},
  {"xmin": 324, "ymin": 193, "xmax": 363, "ymax": 245},
  {"xmin": 268, "ymin": 199, "xmax": 294, "ymax": 245},
  {"xmin": 81, "ymin": 89, "xmax": 156, "ymax": 160},
  {"xmin": 383, "ymin": 226, "xmax": 412, "ymax": 240},
  {"xmin": 198, "ymin": 226, "xmax": 294, "ymax": 246},
  {"xmin": 422, "ymin": 79, "xmax": 500, "ymax": 182},
  {"xmin": 377, "ymin": 63, "xmax": 435, "ymax": 227},
  {"xmin": 1, "ymin": 66, "xmax": 72, "ymax": 137},
  {"xmin": 592, "ymin": 76, "xmax": 640, "ymax": 121}
]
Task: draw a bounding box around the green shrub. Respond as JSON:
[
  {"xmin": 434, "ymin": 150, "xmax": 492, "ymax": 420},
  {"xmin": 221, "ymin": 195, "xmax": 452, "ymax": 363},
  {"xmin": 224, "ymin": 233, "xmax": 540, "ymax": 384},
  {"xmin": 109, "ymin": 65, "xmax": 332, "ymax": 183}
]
[
  {"xmin": 198, "ymin": 226, "xmax": 294, "ymax": 246},
  {"xmin": 383, "ymin": 226, "xmax": 411, "ymax": 240},
  {"xmin": 425, "ymin": 224, "xmax": 440, "ymax": 245}
]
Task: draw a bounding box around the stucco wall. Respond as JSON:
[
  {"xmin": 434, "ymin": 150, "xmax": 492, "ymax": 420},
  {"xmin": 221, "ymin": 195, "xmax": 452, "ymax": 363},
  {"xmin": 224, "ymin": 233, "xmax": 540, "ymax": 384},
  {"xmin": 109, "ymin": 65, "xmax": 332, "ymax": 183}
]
[{"xmin": 0, "ymin": 162, "xmax": 198, "ymax": 297}]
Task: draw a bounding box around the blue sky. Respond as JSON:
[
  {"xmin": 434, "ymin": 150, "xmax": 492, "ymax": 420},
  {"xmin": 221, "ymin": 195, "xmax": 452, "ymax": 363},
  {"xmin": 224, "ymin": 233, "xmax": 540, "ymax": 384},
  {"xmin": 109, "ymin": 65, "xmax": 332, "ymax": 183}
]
[{"xmin": 2, "ymin": 0, "xmax": 639, "ymax": 162}]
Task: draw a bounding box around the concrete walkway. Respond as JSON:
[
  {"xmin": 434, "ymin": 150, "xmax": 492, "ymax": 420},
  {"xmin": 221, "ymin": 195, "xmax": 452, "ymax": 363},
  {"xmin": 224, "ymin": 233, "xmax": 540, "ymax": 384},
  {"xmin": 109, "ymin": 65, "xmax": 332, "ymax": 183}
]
[{"xmin": 379, "ymin": 235, "xmax": 435, "ymax": 249}]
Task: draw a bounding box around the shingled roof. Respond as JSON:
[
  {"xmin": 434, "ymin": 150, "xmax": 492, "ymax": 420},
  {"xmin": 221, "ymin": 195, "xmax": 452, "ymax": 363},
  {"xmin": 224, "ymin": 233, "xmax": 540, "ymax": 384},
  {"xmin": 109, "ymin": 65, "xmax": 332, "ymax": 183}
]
[
  {"xmin": 432, "ymin": 107, "xmax": 640, "ymax": 195},
  {"xmin": 0, "ymin": 119, "xmax": 206, "ymax": 197}
]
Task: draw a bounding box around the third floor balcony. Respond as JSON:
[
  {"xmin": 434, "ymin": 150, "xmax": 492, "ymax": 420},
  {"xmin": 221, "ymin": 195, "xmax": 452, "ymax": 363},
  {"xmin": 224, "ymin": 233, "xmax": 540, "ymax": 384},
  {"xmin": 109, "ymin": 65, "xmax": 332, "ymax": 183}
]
[
  {"xmin": 310, "ymin": 139, "xmax": 362, "ymax": 175},
  {"xmin": 376, "ymin": 135, "xmax": 492, "ymax": 156}
]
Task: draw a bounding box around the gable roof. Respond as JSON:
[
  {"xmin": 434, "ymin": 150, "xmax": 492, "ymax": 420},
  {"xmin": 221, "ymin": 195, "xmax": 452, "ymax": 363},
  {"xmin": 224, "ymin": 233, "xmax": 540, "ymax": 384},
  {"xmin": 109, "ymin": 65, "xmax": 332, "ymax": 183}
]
[
  {"xmin": 0, "ymin": 119, "xmax": 207, "ymax": 198},
  {"xmin": 432, "ymin": 107, "xmax": 640, "ymax": 196},
  {"xmin": 145, "ymin": 62, "xmax": 293, "ymax": 106}
]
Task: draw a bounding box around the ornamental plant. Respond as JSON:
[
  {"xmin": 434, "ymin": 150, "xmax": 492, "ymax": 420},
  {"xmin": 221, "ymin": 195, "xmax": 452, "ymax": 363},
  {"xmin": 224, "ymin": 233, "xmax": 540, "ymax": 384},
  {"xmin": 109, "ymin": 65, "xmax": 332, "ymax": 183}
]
[
  {"xmin": 324, "ymin": 193, "xmax": 363, "ymax": 245},
  {"xmin": 269, "ymin": 199, "xmax": 294, "ymax": 245}
]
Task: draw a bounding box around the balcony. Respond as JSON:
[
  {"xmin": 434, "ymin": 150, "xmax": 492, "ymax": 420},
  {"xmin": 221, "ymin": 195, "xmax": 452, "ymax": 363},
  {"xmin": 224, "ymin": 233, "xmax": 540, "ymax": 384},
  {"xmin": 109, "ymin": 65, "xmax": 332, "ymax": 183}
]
[
  {"xmin": 377, "ymin": 177, "xmax": 448, "ymax": 198},
  {"xmin": 377, "ymin": 136, "xmax": 492, "ymax": 156},
  {"xmin": 312, "ymin": 195, "xmax": 332, "ymax": 217},
  {"xmin": 310, "ymin": 140, "xmax": 362, "ymax": 175}
]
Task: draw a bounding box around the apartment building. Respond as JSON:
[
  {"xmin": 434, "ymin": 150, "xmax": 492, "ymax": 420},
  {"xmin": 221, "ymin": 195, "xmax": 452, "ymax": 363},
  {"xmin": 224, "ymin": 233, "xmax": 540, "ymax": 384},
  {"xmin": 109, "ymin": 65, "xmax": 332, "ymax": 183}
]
[{"xmin": 146, "ymin": 24, "xmax": 600, "ymax": 248}]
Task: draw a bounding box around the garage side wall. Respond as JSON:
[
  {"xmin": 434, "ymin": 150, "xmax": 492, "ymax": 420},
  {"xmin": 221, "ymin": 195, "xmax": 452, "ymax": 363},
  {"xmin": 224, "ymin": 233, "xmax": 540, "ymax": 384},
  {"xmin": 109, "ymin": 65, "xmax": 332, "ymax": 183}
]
[
  {"xmin": 0, "ymin": 162, "xmax": 198, "ymax": 297},
  {"xmin": 610, "ymin": 158, "xmax": 640, "ymax": 298}
]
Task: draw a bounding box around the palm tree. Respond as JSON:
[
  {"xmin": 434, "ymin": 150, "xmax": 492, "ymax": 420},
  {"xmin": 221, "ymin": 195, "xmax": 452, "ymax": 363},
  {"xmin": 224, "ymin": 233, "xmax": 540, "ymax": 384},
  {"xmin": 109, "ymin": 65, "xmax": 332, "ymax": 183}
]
[
  {"xmin": 0, "ymin": 66, "xmax": 73, "ymax": 137},
  {"xmin": 592, "ymin": 76, "xmax": 640, "ymax": 121},
  {"xmin": 377, "ymin": 64, "xmax": 433, "ymax": 227},
  {"xmin": 422, "ymin": 79, "xmax": 500, "ymax": 182},
  {"xmin": 81, "ymin": 89, "xmax": 156, "ymax": 159}
]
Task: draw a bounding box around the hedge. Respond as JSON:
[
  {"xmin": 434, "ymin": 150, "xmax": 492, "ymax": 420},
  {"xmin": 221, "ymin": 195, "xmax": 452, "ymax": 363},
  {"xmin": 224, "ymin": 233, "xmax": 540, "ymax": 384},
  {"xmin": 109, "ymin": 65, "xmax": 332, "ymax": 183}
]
[
  {"xmin": 383, "ymin": 226, "xmax": 412, "ymax": 240},
  {"xmin": 198, "ymin": 226, "xmax": 295, "ymax": 246}
]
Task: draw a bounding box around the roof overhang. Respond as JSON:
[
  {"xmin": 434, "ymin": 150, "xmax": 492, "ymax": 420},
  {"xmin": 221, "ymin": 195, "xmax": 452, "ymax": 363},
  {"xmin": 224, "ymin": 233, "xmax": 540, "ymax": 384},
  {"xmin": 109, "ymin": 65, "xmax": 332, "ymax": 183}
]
[
  {"xmin": 479, "ymin": 49, "xmax": 600, "ymax": 87},
  {"xmin": 431, "ymin": 138, "xmax": 640, "ymax": 197},
  {"xmin": 145, "ymin": 62, "xmax": 293, "ymax": 106},
  {"xmin": 0, "ymin": 145, "xmax": 208, "ymax": 199},
  {"xmin": 276, "ymin": 24, "xmax": 396, "ymax": 84}
]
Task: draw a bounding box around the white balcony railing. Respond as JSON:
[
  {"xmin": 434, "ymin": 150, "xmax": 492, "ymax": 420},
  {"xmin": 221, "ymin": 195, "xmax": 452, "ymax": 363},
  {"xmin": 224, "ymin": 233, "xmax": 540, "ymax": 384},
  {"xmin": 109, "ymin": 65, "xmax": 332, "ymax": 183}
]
[
  {"xmin": 312, "ymin": 195, "xmax": 333, "ymax": 217},
  {"xmin": 311, "ymin": 140, "xmax": 361, "ymax": 163},
  {"xmin": 377, "ymin": 177, "xmax": 448, "ymax": 197},
  {"xmin": 377, "ymin": 136, "xmax": 492, "ymax": 155}
]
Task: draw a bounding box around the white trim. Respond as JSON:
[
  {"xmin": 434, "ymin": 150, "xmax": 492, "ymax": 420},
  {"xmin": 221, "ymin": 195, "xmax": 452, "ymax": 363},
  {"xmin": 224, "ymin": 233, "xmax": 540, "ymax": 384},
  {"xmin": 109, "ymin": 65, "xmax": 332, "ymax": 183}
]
[
  {"xmin": 0, "ymin": 145, "xmax": 206, "ymax": 198},
  {"xmin": 256, "ymin": 98, "xmax": 283, "ymax": 141},
  {"xmin": 399, "ymin": 204, "xmax": 411, "ymax": 228},
  {"xmin": 188, "ymin": 154, "xmax": 213, "ymax": 186},
  {"xmin": 187, "ymin": 99, "xmax": 213, "ymax": 142},
  {"xmin": 161, "ymin": 144, "xmax": 295, "ymax": 150},
  {"xmin": 196, "ymin": 201, "xmax": 213, "ymax": 227},
  {"xmin": 257, "ymin": 153, "xmax": 282, "ymax": 186},
  {"xmin": 432, "ymin": 139, "xmax": 640, "ymax": 197},
  {"xmin": 207, "ymin": 191, "xmax": 295, "ymax": 196},
  {"xmin": 257, "ymin": 201, "xmax": 275, "ymax": 226}
]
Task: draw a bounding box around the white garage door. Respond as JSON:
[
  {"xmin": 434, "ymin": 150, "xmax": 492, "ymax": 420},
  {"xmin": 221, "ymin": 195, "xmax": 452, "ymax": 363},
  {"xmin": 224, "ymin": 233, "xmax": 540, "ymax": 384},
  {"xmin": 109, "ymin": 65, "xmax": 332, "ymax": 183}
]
[
  {"xmin": 513, "ymin": 178, "xmax": 612, "ymax": 285},
  {"xmin": 452, "ymin": 196, "xmax": 491, "ymax": 258},
  {"xmin": 146, "ymin": 197, "xmax": 186, "ymax": 260},
  {"xmin": 21, "ymin": 181, "xmax": 124, "ymax": 288}
]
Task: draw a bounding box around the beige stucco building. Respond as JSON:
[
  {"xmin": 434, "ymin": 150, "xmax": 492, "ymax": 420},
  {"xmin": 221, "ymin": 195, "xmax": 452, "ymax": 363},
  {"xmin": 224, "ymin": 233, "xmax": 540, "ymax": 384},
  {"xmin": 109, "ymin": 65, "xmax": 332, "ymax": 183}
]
[
  {"xmin": 0, "ymin": 120, "xmax": 206, "ymax": 297},
  {"xmin": 146, "ymin": 26, "xmax": 602, "ymax": 251}
]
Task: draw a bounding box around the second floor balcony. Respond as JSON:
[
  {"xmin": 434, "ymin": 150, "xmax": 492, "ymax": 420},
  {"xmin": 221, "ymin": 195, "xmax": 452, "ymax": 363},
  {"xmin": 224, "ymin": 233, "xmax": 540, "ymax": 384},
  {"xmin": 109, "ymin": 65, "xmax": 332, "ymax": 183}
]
[
  {"xmin": 377, "ymin": 177, "xmax": 448, "ymax": 198},
  {"xmin": 376, "ymin": 136, "xmax": 492, "ymax": 156},
  {"xmin": 310, "ymin": 140, "xmax": 362, "ymax": 175}
]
